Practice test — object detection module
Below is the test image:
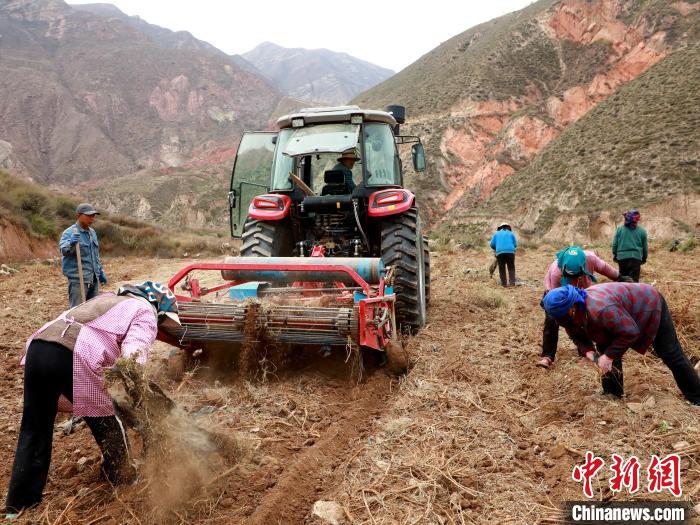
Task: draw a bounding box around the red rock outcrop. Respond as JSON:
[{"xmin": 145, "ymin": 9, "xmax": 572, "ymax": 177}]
[
  {"xmin": 439, "ymin": 0, "xmax": 674, "ymax": 213},
  {"xmin": 0, "ymin": 217, "xmax": 55, "ymax": 263}
]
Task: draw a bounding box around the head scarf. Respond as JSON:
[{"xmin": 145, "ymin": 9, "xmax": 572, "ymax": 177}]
[
  {"xmin": 542, "ymin": 285, "xmax": 588, "ymax": 318},
  {"xmin": 623, "ymin": 210, "xmax": 641, "ymax": 229},
  {"xmin": 117, "ymin": 281, "xmax": 180, "ymax": 324},
  {"xmin": 556, "ymin": 246, "xmax": 597, "ymax": 286}
]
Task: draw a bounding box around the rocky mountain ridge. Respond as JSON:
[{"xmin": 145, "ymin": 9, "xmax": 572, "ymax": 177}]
[
  {"xmin": 0, "ymin": 0, "xmax": 280, "ymax": 185},
  {"xmin": 70, "ymin": 3, "xmax": 260, "ymax": 73},
  {"xmin": 243, "ymin": 41, "xmax": 394, "ymax": 105}
]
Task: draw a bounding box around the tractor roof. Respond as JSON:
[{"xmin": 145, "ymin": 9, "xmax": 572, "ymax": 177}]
[{"xmin": 276, "ymin": 105, "xmax": 397, "ymax": 129}]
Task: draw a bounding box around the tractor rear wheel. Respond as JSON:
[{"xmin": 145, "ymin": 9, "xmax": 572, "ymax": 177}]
[
  {"xmin": 239, "ymin": 219, "xmax": 294, "ymax": 257},
  {"xmin": 380, "ymin": 209, "xmax": 427, "ymax": 332}
]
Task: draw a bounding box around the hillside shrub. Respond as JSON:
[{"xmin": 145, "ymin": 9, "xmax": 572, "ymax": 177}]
[{"xmin": 0, "ymin": 170, "xmax": 221, "ymax": 259}]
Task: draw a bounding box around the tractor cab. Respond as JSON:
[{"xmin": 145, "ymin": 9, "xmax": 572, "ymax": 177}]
[
  {"xmin": 228, "ymin": 106, "xmax": 425, "ymax": 237},
  {"xmin": 227, "ymin": 105, "xmax": 429, "ymax": 330}
]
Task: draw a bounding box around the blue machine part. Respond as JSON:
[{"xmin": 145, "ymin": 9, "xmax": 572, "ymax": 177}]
[
  {"xmin": 229, "ymin": 282, "xmax": 266, "ymax": 300},
  {"xmin": 354, "ymin": 286, "xmax": 393, "ymax": 303}
]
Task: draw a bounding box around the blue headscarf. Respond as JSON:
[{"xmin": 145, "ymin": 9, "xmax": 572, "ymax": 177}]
[
  {"xmin": 542, "ymin": 285, "xmax": 588, "ymax": 318},
  {"xmin": 117, "ymin": 280, "xmax": 179, "ymax": 324}
]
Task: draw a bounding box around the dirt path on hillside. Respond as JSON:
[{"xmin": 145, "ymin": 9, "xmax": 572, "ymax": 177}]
[{"xmin": 0, "ymin": 246, "xmax": 699, "ymax": 524}]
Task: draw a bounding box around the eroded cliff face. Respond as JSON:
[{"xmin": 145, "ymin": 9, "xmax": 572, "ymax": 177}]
[
  {"xmin": 0, "ymin": 0, "xmax": 280, "ymax": 185},
  {"xmin": 435, "ymin": 0, "xmax": 675, "ymax": 213},
  {"xmin": 0, "ymin": 217, "xmax": 55, "ymax": 263}
]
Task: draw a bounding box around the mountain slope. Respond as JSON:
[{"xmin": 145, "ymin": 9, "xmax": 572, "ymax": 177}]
[
  {"xmin": 0, "ymin": 0, "xmax": 280, "ymax": 186},
  {"xmin": 483, "ymin": 42, "xmax": 700, "ymax": 220},
  {"xmin": 81, "ymin": 164, "xmax": 230, "ymax": 229},
  {"xmin": 243, "ymin": 41, "xmax": 394, "ymax": 105},
  {"xmin": 354, "ymin": 0, "xmax": 700, "ymax": 224},
  {"xmin": 70, "ymin": 3, "xmax": 260, "ymax": 73}
]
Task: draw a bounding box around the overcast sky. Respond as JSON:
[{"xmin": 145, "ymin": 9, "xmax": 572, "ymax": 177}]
[{"xmin": 69, "ymin": 0, "xmax": 536, "ymax": 71}]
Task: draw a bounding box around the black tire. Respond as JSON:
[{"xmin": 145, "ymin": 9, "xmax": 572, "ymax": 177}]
[
  {"xmin": 423, "ymin": 235, "xmax": 431, "ymax": 306},
  {"xmin": 381, "ymin": 209, "xmax": 426, "ymax": 332},
  {"xmin": 239, "ymin": 219, "xmax": 294, "ymax": 257}
]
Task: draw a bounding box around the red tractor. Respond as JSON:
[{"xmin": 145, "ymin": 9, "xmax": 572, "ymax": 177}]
[{"xmin": 228, "ymin": 105, "xmax": 429, "ymax": 331}]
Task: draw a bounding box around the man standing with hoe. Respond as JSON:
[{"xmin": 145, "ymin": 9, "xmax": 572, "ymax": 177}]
[{"xmin": 58, "ymin": 203, "xmax": 107, "ymax": 307}]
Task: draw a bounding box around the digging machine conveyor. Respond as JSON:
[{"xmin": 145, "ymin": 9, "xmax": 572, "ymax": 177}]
[{"xmin": 158, "ymin": 256, "xmax": 398, "ymax": 354}]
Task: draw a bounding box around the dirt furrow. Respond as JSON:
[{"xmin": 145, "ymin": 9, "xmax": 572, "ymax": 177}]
[{"xmin": 243, "ymin": 373, "xmax": 390, "ymax": 524}]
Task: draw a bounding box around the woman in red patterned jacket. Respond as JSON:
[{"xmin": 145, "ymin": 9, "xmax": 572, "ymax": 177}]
[{"xmin": 542, "ymin": 282, "xmax": 700, "ymax": 404}]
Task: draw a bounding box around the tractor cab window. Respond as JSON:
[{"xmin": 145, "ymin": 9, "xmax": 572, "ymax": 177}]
[
  {"xmin": 274, "ymin": 124, "xmax": 362, "ymax": 193},
  {"xmin": 284, "ymin": 124, "xmax": 359, "ymax": 156},
  {"xmin": 364, "ymin": 123, "xmax": 400, "ymax": 186},
  {"xmin": 309, "ymin": 152, "xmax": 361, "ymax": 195}
]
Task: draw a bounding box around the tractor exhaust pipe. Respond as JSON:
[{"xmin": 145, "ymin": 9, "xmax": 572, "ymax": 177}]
[{"xmin": 385, "ymin": 105, "xmax": 405, "ymax": 136}]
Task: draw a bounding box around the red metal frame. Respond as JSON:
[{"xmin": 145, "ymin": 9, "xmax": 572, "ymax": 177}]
[
  {"xmin": 168, "ymin": 261, "xmax": 372, "ymax": 300},
  {"xmin": 248, "ymin": 193, "xmax": 292, "ymax": 221},
  {"xmin": 165, "ymin": 258, "xmax": 398, "ymax": 352},
  {"xmin": 358, "ymin": 296, "xmax": 395, "ymax": 350},
  {"xmin": 367, "ymin": 189, "xmax": 414, "ymax": 217}
]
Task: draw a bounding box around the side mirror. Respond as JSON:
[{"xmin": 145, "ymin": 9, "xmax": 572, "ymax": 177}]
[
  {"xmin": 228, "ymin": 189, "xmax": 237, "ymax": 208},
  {"xmin": 411, "ymin": 143, "xmax": 426, "ymax": 173}
]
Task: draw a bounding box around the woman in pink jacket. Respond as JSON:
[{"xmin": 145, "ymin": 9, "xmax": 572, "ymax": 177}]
[
  {"xmin": 4, "ymin": 281, "xmax": 179, "ymax": 517},
  {"xmin": 537, "ymin": 246, "xmax": 631, "ymax": 368}
]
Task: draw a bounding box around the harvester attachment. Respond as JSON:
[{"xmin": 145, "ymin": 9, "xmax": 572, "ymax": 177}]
[{"xmin": 158, "ymin": 256, "xmax": 406, "ymax": 374}]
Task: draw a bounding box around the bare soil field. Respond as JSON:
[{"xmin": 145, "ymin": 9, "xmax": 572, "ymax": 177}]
[{"xmin": 0, "ymin": 243, "xmax": 699, "ymax": 524}]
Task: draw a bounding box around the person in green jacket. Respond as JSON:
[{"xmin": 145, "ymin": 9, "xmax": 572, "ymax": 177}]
[{"xmin": 611, "ymin": 210, "xmax": 648, "ymax": 282}]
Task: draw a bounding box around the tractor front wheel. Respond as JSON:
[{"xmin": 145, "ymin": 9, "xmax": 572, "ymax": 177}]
[{"xmin": 380, "ymin": 209, "xmax": 427, "ymax": 332}]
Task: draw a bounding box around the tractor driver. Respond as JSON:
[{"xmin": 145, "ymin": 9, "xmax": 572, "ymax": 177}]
[{"xmin": 332, "ymin": 148, "xmax": 359, "ymax": 192}]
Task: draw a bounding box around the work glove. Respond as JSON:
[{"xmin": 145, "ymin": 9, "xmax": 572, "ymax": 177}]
[
  {"xmin": 616, "ymin": 274, "xmax": 634, "ymax": 283},
  {"xmin": 98, "ymin": 270, "xmax": 107, "ymax": 284},
  {"xmin": 70, "ymin": 230, "xmax": 81, "ymax": 245},
  {"xmin": 584, "ymin": 350, "xmax": 597, "ymax": 362},
  {"xmin": 598, "ymin": 354, "xmax": 614, "ymax": 373}
]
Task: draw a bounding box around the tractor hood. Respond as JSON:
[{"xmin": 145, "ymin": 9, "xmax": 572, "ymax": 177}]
[{"xmin": 283, "ymin": 123, "xmax": 360, "ymax": 157}]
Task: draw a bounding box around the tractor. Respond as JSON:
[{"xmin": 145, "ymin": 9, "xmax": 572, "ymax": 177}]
[
  {"xmin": 228, "ymin": 105, "xmax": 429, "ymax": 330},
  {"xmin": 158, "ymin": 105, "xmax": 428, "ymax": 375}
]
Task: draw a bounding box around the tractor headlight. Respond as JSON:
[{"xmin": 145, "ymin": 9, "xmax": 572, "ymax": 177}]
[
  {"xmin": 291, "ymin": 117, "xmax": 305, "ymax": 128},
  {"xmin": 350, "ymin": 114, "xmax": 363, "ymax": 124}
]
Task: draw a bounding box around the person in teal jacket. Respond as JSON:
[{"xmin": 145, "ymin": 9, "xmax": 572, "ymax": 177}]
[
  {"xmin": 58, "ymin": 203, "xmax": 107, "ymax": 307},
  {"xmin": 489, "ymin": 222, "xmax": 517, "ymax": 287},
  {"xmin": 611, "ymin": 210, "xmax": 648, "ymax": 282}
]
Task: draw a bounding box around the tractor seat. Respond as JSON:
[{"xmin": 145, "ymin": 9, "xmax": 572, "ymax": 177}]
[{"xmin": 321, "ymin": 169, "xmax": 351, "ymax": 196}]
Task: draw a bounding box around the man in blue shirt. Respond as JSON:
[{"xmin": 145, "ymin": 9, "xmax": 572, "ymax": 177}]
[
  {"xmin": 58, "ymin": 203, "xmax": 107, "ymax": 307},
  {"xmin": 489, "ymin": 222, "xmax": 518, "ymax": 287}
]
